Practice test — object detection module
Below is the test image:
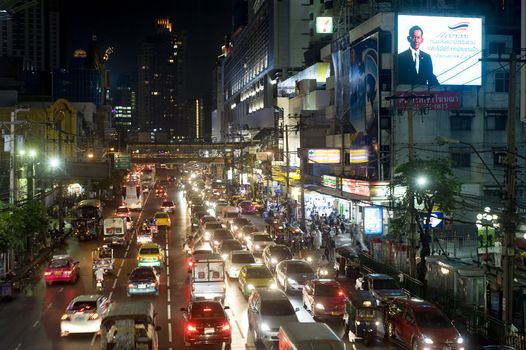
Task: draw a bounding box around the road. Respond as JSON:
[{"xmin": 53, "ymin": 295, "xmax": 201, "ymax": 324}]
[{"xmin": 0, "ymin": 184, "xmax": 398, "ymax": 350}]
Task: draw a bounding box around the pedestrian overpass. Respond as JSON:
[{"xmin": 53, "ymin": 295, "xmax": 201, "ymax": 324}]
[{"xmin": 126, "ymin": 142, "xmax": 246, "ymax": 164}]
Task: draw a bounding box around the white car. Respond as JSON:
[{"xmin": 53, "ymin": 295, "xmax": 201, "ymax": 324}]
[
  {"xmin": 246, "ymin": 232, "xmax": 275, "ymax": 255},
  {"xmin": 60, "ymin": 294, "xmax": 109, "ymax": 336},
  {"xmin": 225, "ymin": 250, "xmax": 256, "ymax": 278},
  {"xmin": 161, "ymin": 200, "xmax": 175, "ymax": 213}
]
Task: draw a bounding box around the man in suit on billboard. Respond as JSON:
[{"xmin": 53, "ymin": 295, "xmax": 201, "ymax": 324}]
[{"xmin": 398, "ymin": 25, "xmax": 439, "ymax": 85}]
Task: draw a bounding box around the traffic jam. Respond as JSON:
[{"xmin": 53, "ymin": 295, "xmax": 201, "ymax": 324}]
[{"xmin": 38, "ymin": 164, "xmax": 466, "ymax": 350}]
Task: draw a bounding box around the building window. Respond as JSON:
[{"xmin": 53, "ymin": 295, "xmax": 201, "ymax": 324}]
[
  {"xmin": 450, "ymin": 152, "xmax": 470, "ymax": 168},
  {"xmin": 489, "ymin": 41, "xmax": 506, "ymax": 55},
  {"xmin": 486, "ymin": 110, "xmax": 507, "ymax": 131},
  {"xmin": 495, "ymin": 72, "xmax": 509, "ymax": 92},
  {"xmin": 493, "ymin": 148, "xmax": 507, "ymax": 167},
  {"xmin": 450, "ymin": 115, "xmax": 472, "ymax": 131}
]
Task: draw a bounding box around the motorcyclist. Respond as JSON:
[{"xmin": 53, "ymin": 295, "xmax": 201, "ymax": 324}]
[{"xmin": 95, "ymin": 267, "xmax": 105, "ymax": 290}]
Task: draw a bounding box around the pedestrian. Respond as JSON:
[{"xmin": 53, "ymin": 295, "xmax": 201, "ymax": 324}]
[
  {"xmin": 313, "ymin": 228, "xmax": 322, "ymax": 251},
  {"xmin": 340, "ymin": 219, "xmax": 346, "ymax": 236}
]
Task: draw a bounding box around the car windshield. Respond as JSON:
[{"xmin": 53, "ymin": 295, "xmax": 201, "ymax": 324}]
[
  {"xmin": 131, "ymin": 268, "xmax": 155, "ymax": 280},
  {"xmin": 155, "ymin": 213, "xmax": 168, "ymax": 218},
  {"xmin": 242, "ymin": 226, "xmax": 257, "ymax": 233},
  {"xmin": 49, "ymin": 259, "xmax": 70, "ymax": 268},
  {"xmin": 270, "ymin": 247, "xmax": 292, "ymax": 259},
  {"xmin": 261, "ymin": 300, "xmax": 295, "ymax": 316},
  {"xmin": 234, "ymin": 218, "xmax": 250, "ymax": 226},
  {"xmin": 140, "ymin": 247, "xmax": 159, "ymax": 255},
  {"xmin": 246, "ymin": 268, "xmax": 272, "ymax": 278},
  {"xmin": 116, "ymin": 207, "xmax": 128, "ymax": 213},
  {"xmin": 191, "ymin": 303, "xmax": 225, "ymax": 319},
  {"xmin": 213, "ymin": 231, "xmax": 232, "ymax": 240},
  {"xmin": 222, "ymin": 241, "xmax": 242, "ymax": 250},
  {"xmin": 316, "ymin": 285, "xmax": 343, "ymax": 297},
  {"xmin": 162, "ymin": 201, "xmax": 174, "ymax": 207},
  {"xmin": 372, "ymin": 278, "xmax": 399, "ymax": 290},
  {"xmin": 287, "ymin": 262, "xmax": 313, "ymax": 273},
  {"xmin": 206, "ymin": 223, "xmax": 223, "ymax": 230},
  {"xmin": 70, "ymin": 301, "xmax": 97, "ymax": 312},
  {"xmin": 232, "ymin": 254, "xmax": 255, "ymax": 264},
  {"xmin": 415, "ymin": 310, "xmax": 452, "ymax": 328},
  {"xmin": 253, "ymin": 235, "xmax": 273, "ymax": 242}
]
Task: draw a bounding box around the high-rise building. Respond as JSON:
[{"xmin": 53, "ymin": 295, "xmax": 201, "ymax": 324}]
[
  {"xmin": 112, "ymin": 74, "xmax": 137, "ymax": 130},
  {"xmin": 138, "ymin": 18, "xmax": 187, "ymax": 136}
]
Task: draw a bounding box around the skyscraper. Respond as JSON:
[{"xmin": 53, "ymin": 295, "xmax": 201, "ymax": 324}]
[{"xmin": 138, "ymin": 18, "xmax": 187, "ymax": 136}]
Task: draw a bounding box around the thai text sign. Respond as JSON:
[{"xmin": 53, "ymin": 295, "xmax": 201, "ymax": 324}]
[
  {"xmin": 395, "ymin": 92, "xmax": 461, "ymax": 110},
  {"xmin": 321, "ymin": 175, "xmax": 339, "ymax": 189},
  {"xmin": 308, "ymin": 149, "xmax": 341, "ymax": 164},
  {"xmin": 341, "ymin": 178, "xmax": 370, "ymax": 196}
]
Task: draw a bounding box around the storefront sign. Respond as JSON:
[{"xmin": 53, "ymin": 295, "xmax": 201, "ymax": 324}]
[
  {"xmin": 308, "ymin": 149, "xmax": 341, "ymax": 164},
  {"xmin": 316, "ymin": 17, "xmax": 333, "ymax": 34},
  {"xmin": 370, "ymin": 182, "xmax": 390, "ymax": 199},
  {"xmin": 349, "ymin": 148, "xmax": 368, "ymax": 163},
  {"xmin": 394, "ymin": 92, "xmax": 461, "ymax": 110},
  {"xmin": 321, "ymin": 175, "xmax": 339, "ymax": 189},
  {"xmin": 341, "ymin": 178, "xmax": 370, "ymax": 196},
  {"xmin": 364, "ymin": 206, "xmax": 383, "ymax": 235}
]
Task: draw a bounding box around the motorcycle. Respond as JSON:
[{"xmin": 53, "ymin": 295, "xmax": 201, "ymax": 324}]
[{"xmin": 96, "ymin": 279, "xmax": 104, "ymax": 292}]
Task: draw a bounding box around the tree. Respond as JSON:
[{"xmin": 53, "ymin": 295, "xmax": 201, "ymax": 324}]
[{"xmin": 392, "ymin": 158, "xmax": 460, "ymax": 283}]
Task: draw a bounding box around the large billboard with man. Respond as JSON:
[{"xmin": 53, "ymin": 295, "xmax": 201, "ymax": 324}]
[{"xmin": 397, "ymin": 14, "xmax": 483, "ymax": 86}]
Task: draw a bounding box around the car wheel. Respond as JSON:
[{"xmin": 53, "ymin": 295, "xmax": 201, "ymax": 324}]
[
  {"xmin": 224, "ymin": 341, "xmax": 232, "ymax": 350},
  {"xmin": 412, "ymin": 339, "xmax": 420, "ymax": 350},
  {"xmin": 303, "ymin": 301, "xmax": 307, "ymax": 309},
  {"xmin": 184, "ymin": 341, "xmax": 191, "ymax": 347},
  {"xmin": 387, "ymin": 322, "xmax": 394, "ymax": 339}
]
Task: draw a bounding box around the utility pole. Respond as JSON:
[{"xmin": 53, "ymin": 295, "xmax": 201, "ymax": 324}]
[
  {"xmin": 299, "ymin": 148, "xmax": 306, "ymax": 231},
  {"xmin": 407, "ymin": 99, "xmax": 416, "ymax": 278},
  {"xmin": 7, "ymin": 107, "xmax": 30, "ymax": 204},
  {"xmin": 284, "ymin": 124, "xmax": 290, "ymax": 219},
  {"xmin": 55, "ymin": 110, "xmax": 65, "ymax": 236}
]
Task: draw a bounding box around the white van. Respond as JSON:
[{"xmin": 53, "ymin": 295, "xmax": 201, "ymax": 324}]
[
  {"xmin": 279, "ymin": 323, "xmax": 346, "ymax": 350},
  {"xmin": 190, "ymin": 253, "xmax": 225, "ymax": 304},
  {"xmin": 103, "ymin": 217, "xmax": 128, "ymax": 245},
  {"xmin": 221, "ymin": 206, "xmax": 240, "ymax": 225}
]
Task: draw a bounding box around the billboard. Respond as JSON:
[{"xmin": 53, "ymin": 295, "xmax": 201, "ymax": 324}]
[
  {"xmin": 307, "ymin": 149, "xmax": 341, "ymax": 164},
  {"xmin": 332, "ymin": 33, "xmax": 379, "ymax": 179},
  {"xmin": 364, "ymin": 206, "xmax": 383, "ymax": 235},
  {"xmin": 397, "ymin": 14, "xmax": 483, "ymax": 86}
]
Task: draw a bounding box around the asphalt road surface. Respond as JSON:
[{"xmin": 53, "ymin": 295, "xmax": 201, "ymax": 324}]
[{"xmin": 0, "ymin": 184, "xmax": 398, "ymax": 350}]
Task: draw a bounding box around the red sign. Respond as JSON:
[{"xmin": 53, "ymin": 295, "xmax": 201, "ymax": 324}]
[
  {"xmin": 395, "ymin": 91, "xmax": 460, "ymax": 110},
  {"xmin": 341, "ymin": 178, "xmax": 370, "ymax": 197}
]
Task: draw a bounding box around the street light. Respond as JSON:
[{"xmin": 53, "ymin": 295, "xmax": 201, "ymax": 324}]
[
  {"xmin": 265, "ymin": 152, "xmax": 273, "ymax": 210},
  {"xmin": 416, "ymin": 175, "xmax": 428, "ymax": 187}
]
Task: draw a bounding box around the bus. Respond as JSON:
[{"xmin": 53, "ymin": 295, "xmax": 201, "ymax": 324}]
[
  {"xmin": 122, "ymin": 182, "xmax": 143, "ymax": 210},
  {"xmin": 140, "ymin": 167, "xmax": 156, "ymax": 190}
]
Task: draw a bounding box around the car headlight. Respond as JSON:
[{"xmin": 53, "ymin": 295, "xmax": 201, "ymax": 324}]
[
  {"xmin": 255, "ymin": 244, "xmax": 261, "ymax": 250},
  {"xmin": 221, "ymin": 254, "xmax": 228, "ymax": 260},
  {"xmin": 315, "ymin": 303, "xmax": 325, "ymax": 310},
  {"xmin": 260, "ymin": 323, "xmax": 270, "ymax": 332},
  {"xmin": 423, "ymin": 336, "xmax": 434, "ymax": 344},
  {"xmin": 246, "ymin": 284, "xmax": 254, "ymax": 290},
  {"xmin": 287, "ymin": 278, "xmax": 297, "ymax": 285},
  {"xmin": 270, "ymin": 283, "xmax": 277, "ymax": 289},
  {"xmin": 232, "ymin": 225, "xmax": 238, "ymax": 231},
  {"xmin": 271, "ymin": 258, "xmax": 277, "ymax": 264},
  {"xmin": 319, "ymin": 269, "xmax": 328, "ymax": 275},
  {"xmin": 457, "ymin": 337, "xmax": 464, "ymax": 344},
  {"xmin": 214, "ymin": 240, "xmax": 219, "ymax": 246},
  {"xmin": 375, "ymin": 321, "xmax": 380, "ymax": 326}
]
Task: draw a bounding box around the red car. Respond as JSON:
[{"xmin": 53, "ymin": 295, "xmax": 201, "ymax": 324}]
[
  {"xmin": 44, "ymin": 255, "xmax": 80, "ymax": 286},
  {"xmin": 302, "ymin": 279, "xmax": 346, "ymax": 319},
  {"xmin": 181, "ymin": 300, "xmax": 232, "ymax": 348},
  {"xmin": 238, "ymin": 200, "xmax": 257, "ymax": 214},
  {"xmin": 114, "ymin": 205, "xmax": 130, "ymax": 217},
  {"xmin": 386, "ymin": 297, "xmax": 465, "ymax": 350}
]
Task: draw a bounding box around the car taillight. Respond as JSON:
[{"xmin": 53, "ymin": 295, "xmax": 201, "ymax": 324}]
[
  {"xmin": 61, "ymin": 314, "xmax": 70, "ymax": 321},
  {"xmin": 188, "ymin": 260, "xmax": 193, "ymax": 267},
  {"xmin": 186, "ymin": 323, "xmax": 197, "ymax": 333},
  {"xmin": 128, "ymin": 283, "xmax": 134, "ymax": 288},
  {"xmin": 150, "ymin": 282, "xmax": 156, "ymax": 288},
  {"xmin": 44, "ymin": 271, "xmax": 51, "ymax": 276},
  {"xmin": 89, "ymin": 313, "xmax": 99, "ymax": 320},
  {"xmin": 221, "ymin": 323, "xmax": 231, "ymax": 332},
  {"xmin": 63, "ymin": 270, "xmax": 72, "ymax": 276}
]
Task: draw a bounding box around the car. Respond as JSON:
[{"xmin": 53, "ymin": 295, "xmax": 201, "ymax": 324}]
[
  {"xmin": 202, "ymin": 221, "xmax": 224, "ymax": 241},
  {"xmin": 238, "ymin": 264, "xmax": 276, "ymax": 297},
  {"xmin": 181, "ymin": 300, "xmax": 232, "ymax": 348},
  {"xmin": 137, "ymin": 229, "xmax": 153, "ymax": 244},
  {"xmin": 155, "ymin": 187, "xmax": 167, "ymax": 198},
  {"xmin": 230, "ymin": 217, "xmax": 252, "ymax": 234},
  {"xmin": 60, "ymin": 294, "xmax": 109, "ymax": 336},
  {"xmin": 123, "ymin": 215, "xmax": 133, "ymax": 231},
  {"xmin": 217, "ymin": 239, "xmax": 244, "ymax": 260},
  {"xmin": 225, "ymin": 250, "xmax": 256, "ymax": 278},
  {"xmin": 385, "ymin": 297, "xmax": 465, "ymax": 350},
  {"xmin": 161, "ymin": 200, "xmax": 176, "ymax": 213},
  {"xmin": 247, "ymin": 288, "xmax": 300, "ymax": 344},
  {"xmin": 127, "ymin": 266, "xmax": 160, "ymax": 296},
  {"xmin": 238, "ymin": 200, "xmax": 257, "ymax": 214},
  {"xmin": 364, "ymin": 273, "xmax": 405, "ymax": 306},
  {"xmin": 114, "ymin": 205, "xmax": 131, "ymax": 217},
  {"xmin": 187, "ymin": 248, "xmax": 215, "ymax": 271},
  {"xmin": 137, "ymin": 243, "xmax": 164, "ymax": 267},
  {"xmin": 245, "ymin": 232, "xmax": 275, "ymax": 255},
  {"xmin": 236, "ymin": 224, "xmax": 258, "ymax": 242},
  {"xmin": 262, "ymin": 244, "xmax": 293, "ymax": 272},
  {"xmin": 210, "ymin": 228, "xmax": 234, "ymax": 249},
  {"xmin": 275, "ymin": 259, "xmax": 316, "ymax": 293},
  {"xmin": 154, "ymin": 211, "xmax": 171, "ymax": 229},
  {"xmin": 199, "ymin": 215, "xmax": 218, "ymax": 228},
  {"xmin": 44, "ymin": 255, "xmax": 80, "ymax": 286},
  {"xmin": 302, "ymin": 279, "xmax": 346, "ymax": 319}
]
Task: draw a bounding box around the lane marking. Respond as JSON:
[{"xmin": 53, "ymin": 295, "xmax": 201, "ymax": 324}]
[
  {"xmin": 108, "ymin": 291, "xmax": 113, "ymax": 300},
  {"xmin": 234, "ymin": 319, "xmax": 244, "ymax": 339},
  {"xmin": 168, "ymin": 322, "xmax": 172, "ymax": 343},
  {"xmin": 117, "ymin": 267, "xmax": 122, "ymax": 277},
  {"xmin": 166, "ymin": 266, "xmax": 170, "ymax": 275},
  {"xmin": 166, "ymin": 259, "xmax": 169, "ymax": 267},
  {"xmin": 112, "ymin": 279, "xmax": 118, "ymax": 289},
  {"xmin": 167, "ymin": 288, "xmax": 171, "ymax": 302},
  {"xmin": 32, "ymin": 321, "xmax": 39, "ymax": 327},
  {"xmin": 120, "ymin": 260, "xmax": 125, "ymax": 268},
  {"xmin": 47, "ymin": 303, "xmax": 53, "ymax": 310},
  {"xmin": 59, "ymin": 288, "xmax": 63, "ymax": 293},
  {"xmin": 90, "ymin": 332, "xmax": 97, "ymax": 346},
  {"xmin": 15, "ymin": 343, "xmax": 21, "ymax": 350},
  {"xmin": 167, "ymin": 276, "xmax": 170, "ymax": 286},
  {"xmin": 167, "ymin": 304, "xmax": 171, "ymax": 320},
  {"xmin": 166, "ymin": 250, "xmax": 169, "ymax": 258}
]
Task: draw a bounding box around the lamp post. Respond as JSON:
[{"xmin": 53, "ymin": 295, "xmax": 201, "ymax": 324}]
[
  {"xmin": 265, "ymin": 151, "xmax": 272, "ymax": 210},
  {"xmin": 476, "ymin": 207, "xmax": 499, "ymax": 264},
  {"xmin": 9, "ymin": 106, "xmax": 30, "ymax": 204},
  {"xmin": 49, "ymin": 156, "xmax": 63, "ymax": 235}
]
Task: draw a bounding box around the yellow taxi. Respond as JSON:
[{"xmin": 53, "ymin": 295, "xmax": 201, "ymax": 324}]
[
  {"xmin": 238, "ymin": 264, "xmax": 276, "ymax": 297},
  {"xmin": 137, "ymin": 243, "xmax": 164, "ymax": 267},
  {"xmin": 154, "ymin": 211, "xmax": 171, "ymax": 229}
]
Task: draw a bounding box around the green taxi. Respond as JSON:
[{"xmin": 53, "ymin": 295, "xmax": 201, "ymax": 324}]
[{"xmin": 238, "ymin": 264, "xmax": 276, "ymax": 297}]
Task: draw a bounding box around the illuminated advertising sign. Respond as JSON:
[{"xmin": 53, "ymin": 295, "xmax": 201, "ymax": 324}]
[
  {"xmin": 364, "ymin": 206, "xmax": 383, "ymax": 235},
  {"xmin": 308, "ymin": 149, "xmax": 341, "ymax": 164},
  {"xmin": 316, "ymin": 17, "xmax": 333, "ymax": 34},
  {"xmin": 321, "ymin": 175, "xmax": 338, "ymax": 189},
  {"xmin": 349, "ymin": 148, "xmax": 368, "ymax": 164},
  {"xmin": 341, "ymin": 178, "xmax": 370, "ymax": 197},
  {"xmin": 397, "ymin": 14, "xmax": 483, "ymax": 86}
]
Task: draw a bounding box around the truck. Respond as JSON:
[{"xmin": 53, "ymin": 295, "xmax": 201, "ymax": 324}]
[
  {"xmin": 72, "ymin": 199, "xmax": 103, "ymax": 240},
  {"xmin": 278, "ymin": 323, "xmax": 346, "ymax": 350},
  {"xmin": 103, "ymin": 217, "xmax": 128, "ymax": 246},
  {"xmin": 190, "ymin": 253, "xmax": 225, "ymax": 304}
]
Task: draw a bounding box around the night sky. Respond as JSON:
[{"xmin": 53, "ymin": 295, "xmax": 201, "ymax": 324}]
[{"xmin": 63, "ymin": 0, "xmax": 232, "ymax": 100}]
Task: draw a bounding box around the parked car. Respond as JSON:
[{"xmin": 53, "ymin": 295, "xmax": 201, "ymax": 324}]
[
  {"xmin": 126, "ymin": 266, "xmax": 160, "ymax": 296},
  {"xmin": 217, "ymin": 239, "xmax": 244, "ymax": 260},
  {"xmin": 181, "ymin": 300, "xmax": 231, "ymax": 348},
  {"xmin": 247, "ymin": 288, "xmax": 300, "ymax": 345},
  {"xmin": 275, "ymin": 259, "xmax": 316, "ymax": 293},
  {"xmin": 385, "ymin": 297, "xmax": 465, "ymax": 350},
  {"xmin": 238, "ymin": 264, "xmax": 276, "ymax": 297},
  {"xmin": 262, "ymin": 245, "xmax": 293, "ymax": 272},
  {"xmin": 238, "ymin": 200, "xmax": 257, "ymax": 214},
  {"xmin": 302, "ymin": 279, "xmax": 346, "ymax": 319},
  {"xmin": 44, "ymin": 255, "xmax": 80, "ymax": 286},
  {"xmin": 60, "ymin": 294, "xmax": 109, "ymax": 336},
  {"xmin": 245, "ymin": 232, "xmax": 275, "ymax": 255},
  {"xmin": 225, "ymin": 250, "xmax": 256, "ymax": 278}
]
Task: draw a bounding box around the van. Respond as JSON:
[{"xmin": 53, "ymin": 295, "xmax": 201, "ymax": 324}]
[
  {"xmin": 221, "ymin": 206, "xmax": 240, "ymax": 224},
  {"xmin": 279, "ymin": 323, "xmax": 346, "ymax": 350},
  {"xmin": 191, "ymin": 253, "xmax": 225, "ymax": 304},
  {"xmin": 103, "ymin": 217, "xmax": 127, "ymax": 245}
]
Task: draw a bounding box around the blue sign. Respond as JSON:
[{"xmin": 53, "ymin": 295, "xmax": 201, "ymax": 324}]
[
  {"xmin": 423, "ymin": 211, "xmax": 443, "ymax": 229},
  {"xmin": 363, "ymin": 206, "xmax": 383, "ymax": 235}
]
